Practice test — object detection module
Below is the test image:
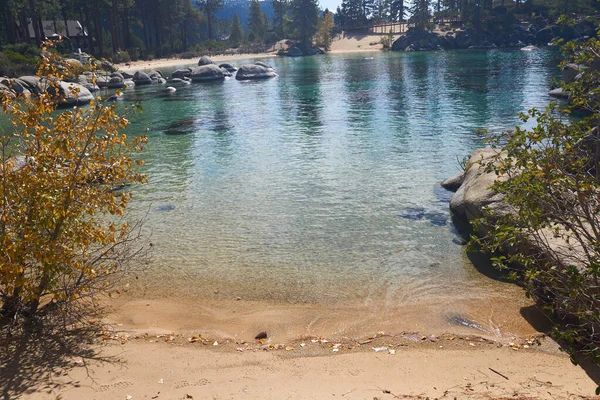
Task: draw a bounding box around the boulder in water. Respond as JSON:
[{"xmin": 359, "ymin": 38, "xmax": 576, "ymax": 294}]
[
  {"xmin": 198, "ymin": 56, "xmax": 214, "ymax": 66},
  {"xmin": 235, "ymin": 64, "xmax": 277, "ymax": 80},
  {"xmin": 133, "ymin": 71, "xmax": 152, "ymax": 85},
  {"xmin": 107, "ymin": 76, "xmax": 125, "ymax": 89},
  {"xmin": 288, "ymin": 47, "xmax": 303, "ymax": 57},
  {"xmin": 43, "ymin": 80, "xmax": 94, "ymax": 106},
  {"xmin": 219, "ymin": 63, "xmax": 237, "ymax": 72},
  {"xmin": 562, "ymin": 63, "xmax": 579, "ymax": 84},
  {"xmin": 172, "ymin": 69, "xmax": 192, "ymax": 79},
  {"xmin": 190, "ymin": 64, "xmax": 225, "ymax": 82}
]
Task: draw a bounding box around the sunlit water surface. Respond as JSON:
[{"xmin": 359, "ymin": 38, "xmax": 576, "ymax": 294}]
[{"xmin": 33, "ymin": 50, "xmax": 569, "ymax": 336}]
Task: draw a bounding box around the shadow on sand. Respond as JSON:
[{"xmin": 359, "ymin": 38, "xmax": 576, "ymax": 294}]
[{"xmin": 0, "ymin": 323, "xmax": 121, "ymax": 400}]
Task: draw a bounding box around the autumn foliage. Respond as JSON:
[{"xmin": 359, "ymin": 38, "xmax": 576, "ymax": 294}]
[{"xmin": 0, "ymin": 43, "xmax": 147, "ymax": 333}]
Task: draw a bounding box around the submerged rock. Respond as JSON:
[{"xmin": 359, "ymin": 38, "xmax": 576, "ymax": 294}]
[{"xmin": 398, "ymin": 206, "xmax": 448, "ymax": 226}]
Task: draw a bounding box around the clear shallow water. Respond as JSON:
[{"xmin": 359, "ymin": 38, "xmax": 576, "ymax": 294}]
[{"xmin": 116, "ymin": 49, "xmax": 558, "ymax": 334}]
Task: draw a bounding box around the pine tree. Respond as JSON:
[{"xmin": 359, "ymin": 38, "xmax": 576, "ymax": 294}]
[
  {"xmin": 272, "ymin": 0, "xmax": 288, "ymax": 38},
  {"xmin": 290, "ymin": 0, "xmax": 319, "ymax": 49},
  {"xmin": 230, "ymin": 12, "xmax": 244, "ymax": 46},
  {"xmin": 248, "ymin": 0, "xmax": 266, "ymax": 42}
]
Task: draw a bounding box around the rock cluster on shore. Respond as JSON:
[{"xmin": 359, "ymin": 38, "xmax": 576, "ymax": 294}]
[{"xmin": 0, "ymin": 56, "xmax": 277, "ymax": 105}]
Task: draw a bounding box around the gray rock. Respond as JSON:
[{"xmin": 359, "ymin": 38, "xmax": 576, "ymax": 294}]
[
  {"xmin": 133, "ymin": 71, "xmax": 152, "ymax": 85},
  {"xmin": 18, "ymin": 76, "xmax": 42, "ymax": 94},
  {"xmin": 220, "ymin": 67, "xmax": 232, "ymax": 77},
  {"xmin": 288, "ymin": 47, "xmax": 303, "ymax": 57},
  {"xmin": 219, "ymin": 63, "xmax": 237, "ymax": 72},
  {"xmin": 254, "ymin": 61, "xmax": 273, "ymax": 69},
  {"xmin": 449, "ymin": 148, "xmax": 512, "ymax": 227},
  {"xmin": 64, "ymin": 58, "xmax": 84, "ymax": 72},
  {"xmin": 198, "ymin": 56, "xmax": 214, "ymax": 66},
  {"xmin": 171, "ymin": 69, "xmax": 191, "ymax": 79},
  {"xmin": 562, "ymin": 63, "xmax": 579, "ymax": 84},
  {"xmin": 101, "ymin": 60, "xmax": 118, "ymax": 72},
  {"xmin": 119, "ymin": 70, "xmax": 134, "ymax": 79},
  {"xmin": 441, "ymin": 171, "xmax": 465, "ymax": 192},
  {"xmin": 235, "ymin": 64, "xmax": 277, "ymax": 80},
  {"xmin": 43, "ymin": 80, "xmax": 94, "ymax": 105},
  {"xmin": 549, "ymin": 88, "xmax": 569, "ymax": 99},
  {"xmin": 190, "ymin": 64, "xmax": 225, "ymax": 82},
  {"xmin": 110, "ymin": 72, "xmax": 124, "ymax": 80},
  {"xmin": 0, "ymin": 78, "xmax": 31, "ymax": 96},
  {"xmin": 148, "ymin": 70, "xmax": 164, "ymax": 80},
  {"xmin": 107, "ymin": 76, "xmax": 125, "ymax": 89}
]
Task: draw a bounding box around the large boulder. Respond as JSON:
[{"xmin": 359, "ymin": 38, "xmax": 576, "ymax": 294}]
[
  {"xmin": 107, "ymin": 76, "xmax": 125, "ymax": 89},
  {"xmin": 119, "ymin": 70, "xmax": 135, "ymax": 79},
  {"xmin": 133, "ymin": 71, "xmax": 152, "ymax": 85},
  {"xmin": 235, "ymin": 64, "xmax": 277, "ymax": 80},
  {"xmin": 220, "ymin": 67, "xmax": 232, "ymax": 77},
  {"xmin": 189, "ymin": 64, "xmax": 225, "ymax": 82},
  {"xmin": 562, "ymin": 63, "xmax": 579, "ymax": 84},
  {"xmin": 43, "ymin": 80, "xmax": 94, "ymax": 106},
  {"xmin": 549, "ymin": 88, "xmax": 569, "ymax": 99},
  {"xmin": 448, "ymin": 148, "xmax": 512, "ymax": 227},
  {"xmin": 101, "ymin": 60, "xmax": 118, "ymax": 72},
  {"xmin": 287, "ymin": 47, "xmax": 303, "ymax": 57},
  {"xmin": 172, "ymin": 69, "xmax": 191, "ymax": 79},
  {"xmin": 0, "ymin": 78, "xmax": 31, "ymax": 96},
  {"xmin": 219, "ymin": 63, "xmax": 237, "ymax": 72},
  {"xmin": 198, "ymin": 56, "xmax": 214, "ymax": 66},
  {"xmin": 148, "ymin": 70, "xmax": 164, "ymax": 80},
  {"xmin": 18, "ymin": 76, "xmax": 42, "ymax": 94}
]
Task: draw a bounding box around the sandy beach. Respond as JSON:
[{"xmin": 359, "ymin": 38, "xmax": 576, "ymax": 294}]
[
  {"xmin": 115, "ymin": 34, "xmax": 391, "ymax": 72},
  {"xmin": 4, "ymin": 325, "xmax": 599, "ymax": 400}
]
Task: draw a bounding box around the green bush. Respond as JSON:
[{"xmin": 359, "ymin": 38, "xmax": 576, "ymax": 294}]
[
  {"xmin": 472, "ymin": 35, "xmax": 600, "ymax": 366},
  {"xmin": 113, "ymin": 50, "xmax": 131, "ymax": 64},
  {"xmin": 0, "ymin": 53, "xmax": 36, "ymax": 77}
]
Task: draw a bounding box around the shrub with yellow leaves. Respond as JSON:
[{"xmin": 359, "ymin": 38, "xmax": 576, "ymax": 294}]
[{"xmin": 0, "ymin": 42, "xmax": 148, "ymax": 334}]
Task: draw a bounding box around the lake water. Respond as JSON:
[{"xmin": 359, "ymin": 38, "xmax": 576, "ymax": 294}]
[{"xmin": 117, "ymin": 49, "xmax": 559, "ymax": 338}]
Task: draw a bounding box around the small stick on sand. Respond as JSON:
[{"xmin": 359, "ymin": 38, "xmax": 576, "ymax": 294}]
[{"xmin": 489, "ymin": 367, "xmax": 509, "ymax": 380}]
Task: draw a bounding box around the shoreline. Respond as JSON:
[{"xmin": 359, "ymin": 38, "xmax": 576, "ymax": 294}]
[{"xmin": 7, "ymin": 325, "xmax": 598, "ymax": 399}]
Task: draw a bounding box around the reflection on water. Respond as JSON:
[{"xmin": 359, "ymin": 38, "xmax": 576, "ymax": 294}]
[{"xmin": 117, "ymin": 49, "xmax": 558, "ymax": 336}]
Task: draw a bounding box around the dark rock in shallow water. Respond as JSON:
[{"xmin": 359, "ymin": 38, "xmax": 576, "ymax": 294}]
[
  {"xmin": 155, "ymin": 204, "xmax": 176, "ymax": 212},
  {"xmin": 433, "ymin": 183, "xmax": 453, "ymax": 204},
  {"xmin": 398, "ymin": 206, "xmax": 448, "ymax": 226},
  {"xmin": 162, "ymin": 118, "xmax": 202, "ymax": 135}
]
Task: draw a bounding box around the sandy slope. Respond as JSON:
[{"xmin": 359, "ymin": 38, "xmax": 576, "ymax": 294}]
[
  {"xmin": 5, "ymin": 331, "xmax": 598, "ymax": 400},
  {"xmin": 329, "ymin": 32, "xmax": 398, "ymax": 53}
]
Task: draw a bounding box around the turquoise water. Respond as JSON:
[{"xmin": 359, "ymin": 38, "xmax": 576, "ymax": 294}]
[{"xmin": 120, "ymin": 49, "xmax": 558, "ymax": 320}]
